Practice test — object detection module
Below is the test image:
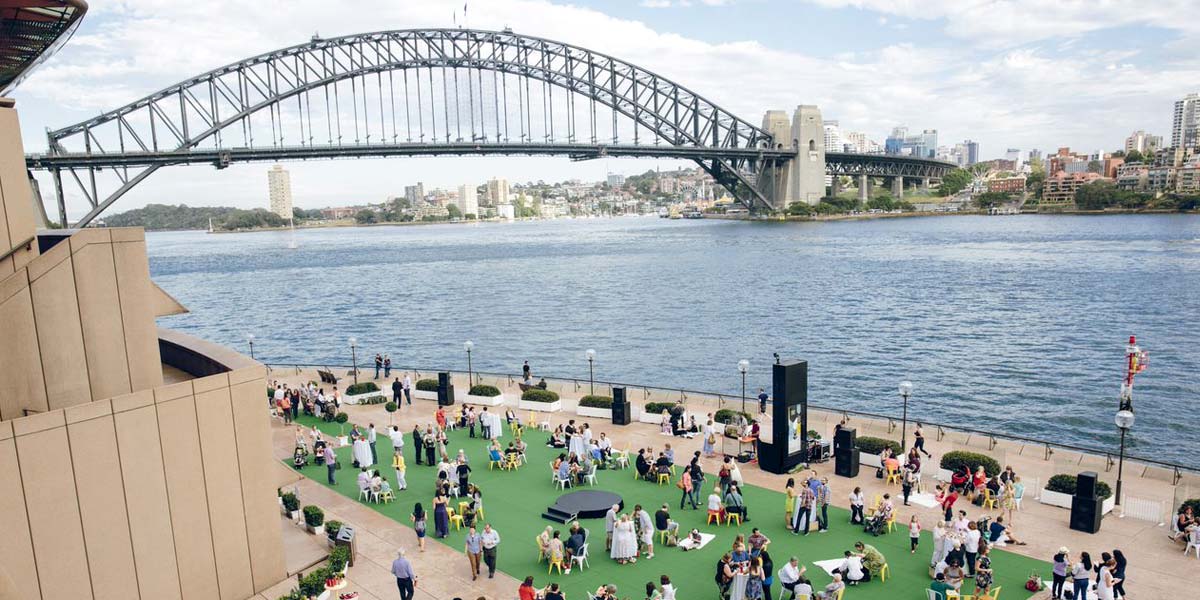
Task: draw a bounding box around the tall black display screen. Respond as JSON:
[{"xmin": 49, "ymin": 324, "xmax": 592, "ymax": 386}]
[{"xmin": 757, "ymin": 360, "xmax": 808, "ymax": 474}]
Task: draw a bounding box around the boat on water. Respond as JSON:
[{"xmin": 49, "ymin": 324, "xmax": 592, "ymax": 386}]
[
  {"xmin": 657, "ymin": 207, "xmax": 670, "ymax": 218},
  {"xmin": 683, "ymin": 210, "xmax": 704, "ymax": 219}
]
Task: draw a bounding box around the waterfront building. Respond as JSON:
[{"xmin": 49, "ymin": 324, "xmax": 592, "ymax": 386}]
[
  {"xmin": 1147, "ymin": 166, "xmax": 1176, "ymax": 191},
  {"xmin": 404, "ymin": 182, "xmax": 425, "ymax": 205},
  {"xmin": 1177, "ymin": 161, "xmax": 1200, "ymax": 192},
  {"xmin": 496, "ymin": 203, "xmax": 515, "ymax": 220},
  {"xmin": 1125, "ymin": 130, "xmax": 1162, "ymax": 155},
  {"xmin": 1116, "ymin": 163, "xmax": 1149, "ymax": 191},
  {"xmin": 1042, "ymin": 171, "xmax": 1104, "ymax": 204},
  {"xmin": 457, "ymin": 184, "xmax": 479, "ymax": 216},
  {"xmin": 1171, "ymin": 93, "xmax": 1199, "ymax": 150},
  {"xmin": 266, "ymin": 164, "xmax": 293, "ymax": 219},
  {"xmin": 606, "ymin": 172, "xmax": 625, "ymax": 187},
  {"xmin": 1102, "ymin": 155, "xmax": 1125, "ymax": 178},
  {"xmin": 884, "ymin": 126, "xmax": 937, "ymax": 158},
  {"xmin": 1048, "ymin": 147, "xmax": 1090, "ymax": 176},
  {"xmin": 415, "ymin": 204, "xmax": 449, "ymax": 219},
  {"xmin": 487, "ymin": 177, "xmax": 510, "ymax": 206},
  {"xmin": 987, "ymin": 175, "xmax": 1026, "ymax": 194}
]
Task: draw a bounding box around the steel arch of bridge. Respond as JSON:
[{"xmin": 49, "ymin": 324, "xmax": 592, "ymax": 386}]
[{"xmin": 26, "ymin": 28, "xmax": 955, "ymax": 226}]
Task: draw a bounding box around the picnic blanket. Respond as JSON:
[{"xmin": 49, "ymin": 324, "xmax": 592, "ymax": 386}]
[
  {"xmin": 813, "ymin": 558, "xmax": 844, "ymax": 576},
  {"xmin": 679, "ymin": 532, "xmax": 717, "ymax": 551}
]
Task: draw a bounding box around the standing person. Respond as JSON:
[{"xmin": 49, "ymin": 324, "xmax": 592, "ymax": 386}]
[
  {"xmin": 391, "ymin": 549, "xmax": 417, "ymax": 600},
  {"xmin": 913, "ymin": 423, "xmax": 931, "ymax": 457},
  {"xmin": 389, "ymin": 425, "xmax": 405, "ymax": 456},
  {"xmin": 433, "ymin": 492, "xmax": 450, "ymax": 539},
  {"xmin": 757, "ymin": 388, "xmax": 769, "ymax": 413},
  {"xmin": 793, "ymin": 481, "xmax": 814, "ymax": 534},
  {"xmin": 816, "ymin": 478, "xmax": 831, "ymax": 533},
  {"xmin": 611, "ymin": 514, "xmax": 638, "ymax": 564},
  {"xmin": 1052, "ymin": 547, "xmax": 1070, "ymax": 600},
  {"xmin": 522, "ymin": 361, "xmax": 531, "ymax": 381},
  {"xmin": 324, "ymin": 443, "xmax": 337, "ymax": 484},
  {"xmin": 392, "ymin": 377, "xmax": 403, "ymax": 406},
  {"xmin": 1096, "ymin": 554, "xmax": 1119, "ymax": 600},
  {"xmin": 702, "ymin": 418, "xmax": 717, "ymax": 457},
  {"xmin": 679, "ymin": 467, "xmax": 696, "ymax": 509},
  {"xmin": 384, "ymin": 355, "xmax": 392, "ymax": 378},
  {"xmin": 746, "ymin": 556, "xmax": 765, "ymax": 600},
  {"xmin": 456, "ymin": 458, "xmax": 472, "ymax": 497},
  {"xmin": 410, "ymin": 504, "xmax": 427, "ymax": 551},
  {"xmin": 784, "ymin": 479, "xmax": 797, "ymax": 528},
  {"xmin": 605, "ymin": 503, "xmax": 619, "ymax": 551},
  {"xmin": 480, "ymin": 523, "xmax": 501, "ymax": 578},
  {"xmin": 636, "ymin": 505, "xmax": 655, "ymax": 559},
  {"xmin": 964, "ymin": 522, "xmax": 981, "ymax": 578},
  {"xmin": 401, "ymin": 374, "xmax": 412, "ymax": 405},
  {"xmin": 374, "ymin": 354, "xmax": 383, "ymax": 379},
  {"xmin": 909, "ymin": 516, "xmax": 922, "ymax": 554},
  {"xmin": 464, "ymin": 526, "xmax": 483, "ymax": 580},
  {"xmin": 393, "ymin": 449, "xmax": 407, "ymax": 490},
  {"xmin": 1072, "ymin": 551, "xmax": 1093, "ymax": 600},
  {"xmin": 974, "ymin": 545, "xmax": 995, "ymax": 596},
  {"xmin": 902, "ymin": 465, "xmax": 916, "ymax": 506},
  {"xmin": 368, "ymin": 423, "xmax": 378, "ymax": 465},
  {"xmin": 411, "ymin": 424, "xmax": 423, "ymax": 465},
  {"xmin": 689, "ymin": 462, "xmax": 705, "ymax": 509},
  {"xmin": 1111, "ymin": 549, "xmax": 1127, "ymax": 600}
]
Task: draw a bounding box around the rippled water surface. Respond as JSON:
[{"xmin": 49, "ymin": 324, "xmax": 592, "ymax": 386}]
[{"xmin": 148, "ymin": 215, "xmax": 1200, "ymax": 467}]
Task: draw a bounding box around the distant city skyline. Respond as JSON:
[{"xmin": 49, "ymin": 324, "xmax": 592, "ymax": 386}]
[{"xmin": 13, "ymin": 0, "xmax": 1200, "ymax": 213}]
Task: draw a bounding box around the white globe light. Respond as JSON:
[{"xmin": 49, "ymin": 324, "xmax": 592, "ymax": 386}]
[
  {"xmin": 246, "ymin": 333, "xmax": 255, "ymax": 343},
  {"xmin": 464, "ymin": 340, "xmax": 474, "ymax": 351},
  {"xmin": 586, "ymin": 349, "xmax": 596, "ymax": 360},
  {"xmin": 348, "ymin": 337, "xmax": 357, "ymax": 347},
  {"xmin": 899, "ymin": 380, "xmax": 913, "ymax": 397},
  {"xmin": 738, "ymin": 359, "xmax": 749, "ymax": 373},
  {"xmin": 1115, "ymin": 409, "xmax": 1135, "ymax": 430}
]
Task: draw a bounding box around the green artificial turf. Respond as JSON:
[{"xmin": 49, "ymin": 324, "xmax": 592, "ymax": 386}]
[{"xmin": 287, "ymin": 414, "xmax": 1048, "ymax": 599}]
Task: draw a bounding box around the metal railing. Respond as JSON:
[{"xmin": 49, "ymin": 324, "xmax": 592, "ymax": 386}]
[{"xmin": 264, "ymin": 362, "xmax": 1199, "ymax": 480}]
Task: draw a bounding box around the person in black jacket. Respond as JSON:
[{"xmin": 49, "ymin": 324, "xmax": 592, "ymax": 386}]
[{"xmin": 412, "ymin": 425, "xmax": 423, "ymax": 465}]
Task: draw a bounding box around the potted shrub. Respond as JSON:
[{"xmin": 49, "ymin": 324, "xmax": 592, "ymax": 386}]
[
  {"xmin": 576, "ymin": 395, "xmax": 613, "ymax": 418},
  {"xmin": 303, "ymin": 505, "xmax": 325, "ymax": 534},
  {"xmin": 298, "ymin": 566, "xmax": 331, "ymax": 599},
  {"xmin": 518, "ymin": 388, "xmax": 561, "ymax": 412},
  {"xmin": 413, "ymin": 378, "xmax": 439, "ymax": 401},
  {"xmin": 334, "ymin": 412, "xmax": 350, "ymax": 445},
  {"xmin": 466, "ymin": 383, "xmax": 506, "ymax": 407},
  {"xmin": 638, "ymin": 401, "xmax": 679, "ymax": 424},
  {"xmin": 281, "ymin": 492, "xmax": 300, "ymax": 521},
  {"xmin": 1040, "ymin": 474, "xmax": 1116, "ymax": 515},
  {"xmin": 276, "ymin": 589, "xmax": 304, "ymax": 600},
  {"xmin": 385, "ymin": 401, "xmax": 397, "ymax": 425},
  {"xmin": 324, "ymin": 520, "xmax": 343, "ymax": 548},
  {"xmin": 714, "ymin": 408, "xmax": 751, "ymax": 425},
  {"xmin": 854, "ymin": 436, "xmax": 902, "ymax": 468},
  {"xmin": 328, "ymin": 545, "xmax": 351, "ymax": 577},
  {"xmin": 938, "ymin": 450, "xmax": 1001, "ymax": 482},
  {"xmin": 343, "ymin": 382, "xmax": 381, "ymax": 405}
]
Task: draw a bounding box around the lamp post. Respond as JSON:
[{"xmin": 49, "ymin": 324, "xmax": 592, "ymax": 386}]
[
  {"xmin": 1114, "ymin": 409, "xmax": 1134, "ymax": 506},
  {"xmin": 899, "ymin": 380, "xmax": 913, "ymax": 451},
  {"xmin": 585, "ymin": 349, "xmax": 596, "ymax": 395},
  {"xmin": 737, "ymin": 359, "xmax": 749, "ymax": 415},
  {"xmin": 1114, "ymin": 335, "xmax": 1147, "ymax": 506},
  {"xmin": 246, "ymin": 334, "xmax": 256, "ymax": 360},
  {"xmin": 464, "ymin": 341, "xmax": 474, "ymax": 387},
  {"xmin": 348, "ymin": 337, "xmax": 358, "ymax": 385}
]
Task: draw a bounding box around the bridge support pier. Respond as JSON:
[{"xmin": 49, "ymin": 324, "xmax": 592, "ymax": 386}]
[
  {"xmin": 858, "ymin": 174, "xmax": 869, "ymax": 202},
  {"xmin": 830, "ymin": 176, "xmax": 841, "ymax": 198},
  {"xmin": 892, "ymin": 177, "xmax": 904, "ymax": 199},
  {"xmin": 921, "ymin": 177, "xmax": 930, "ymax": 193}
]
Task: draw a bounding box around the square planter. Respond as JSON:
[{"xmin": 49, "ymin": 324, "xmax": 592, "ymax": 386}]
[
  {"xmin": 289, "ymin": 510, "xmax": 301, "ymax": 521},
  {"xmin": 519, "ymin": 399, "xmax": 562, "ymax": 412},
  {"xmin": 465, "ymin": 392, "xmax": 506, "ymax": 407},
  {"xmin": 576, "ymin": 405, "xmax": 611, "ymax": 418},
  {"xmin": 343, "ymin": 391, "xmax": 384, "ymax": 405},
  {"xmin": 859, "ymin": 452, "xmax": 883, "ymax": 469},
  {"xmin": 1039, "ymin": 488, "xmax": 1116, "ymax": 515},
  {"xmin": 413, "ymin": 389, "xmax": 438, "ymax": 402},
  {"xmin": 305, "ymin": 523, "xmax": 321, "ymax": 534},
  {"xmin": 638, "ymin": 411, "xmax": 671, "ymax": 425}
]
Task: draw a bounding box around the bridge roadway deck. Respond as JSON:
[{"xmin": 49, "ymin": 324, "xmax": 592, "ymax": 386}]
[{"xmin": 260, "ymin": 366, "xmax": 1197, "ymax": 600}]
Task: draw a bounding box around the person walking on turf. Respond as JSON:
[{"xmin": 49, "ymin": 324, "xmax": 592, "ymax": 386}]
[
  {"xmin": 480, "ymin": 523, "xmax": 501, "ymax": 578},
  {"xmin": 464, "ymin": 526, "xmax": 483, "ymax": 580}
]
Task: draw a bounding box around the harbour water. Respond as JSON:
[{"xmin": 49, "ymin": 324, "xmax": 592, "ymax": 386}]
[{"xmin": 148, "ymin": 214, "xmax": 1200, "ymax": 467}]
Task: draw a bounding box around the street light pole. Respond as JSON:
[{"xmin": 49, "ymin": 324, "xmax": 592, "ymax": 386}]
[
  {"xmin": 899, "ymin": 380, "xmax": 913, "ymax": 452},
  {"xmin": 246, "ymin": 334, "xmax": 256, "ymax": 360},
  {"xmin": 349, "ymin": 337, "xmax": 358, "ymax": 385},
  {"xmin": 737, "ymin": 359, "xmax": 749, "ymax": 416},
  {"xmin": 1114, "ymin": 335, "xmax": 1146, "ymax": 507},
  {"xmin": 464, "ymin": 341, "xmax": 474, "ymax": 388},
  {"xmin": 586, "ymin": 349, "xmax": 596, "ymax": 395}
]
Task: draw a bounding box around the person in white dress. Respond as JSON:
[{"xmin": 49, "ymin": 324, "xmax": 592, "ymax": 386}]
[
  {"xmin": 568, "ymin": 423, "xmax": 587, "ymax": 458},
  {"xmin": 610, "ymin": 514, "xmax": 638, "ymax": 564},
  {"xmin": 352, "ymin": 435, "xmax": 374, "ymax": 468},
  {"xmin": 1096, "ymin": 555, "xmax": 1119, "ymax": 600}
]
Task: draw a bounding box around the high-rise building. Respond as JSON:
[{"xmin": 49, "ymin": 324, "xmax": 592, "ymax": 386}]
[
  {"xmin": 823, "ymin": 120, "xmax": 842, "ymax": 153},
  {"xmin": 1172, "ymin": 93, "xmax": 1199, "ymax": 150},
  {"xmin": 1125, "ymin": 130, "xmax": 1162, "ymax": 155},
  {"xmin": 885, "ymin": 126, "xmax": 936, "ymax": 158},
  {"xmin": 404, "ymin": 182, "xmax": 425, "ymax": 205},
  {"xmin": 267, "ymin": 164, "xmax": 293, "ymax": 219},
  {"xmin": 487, "ymin": 177, "xmax": 510, "ymax": 205},
  {"xmin": 457, "ymin": 184, "xmax": 479, "ymax": 216},
  {"xmin": 606, "ymin": 173, "xmax": 625, "ymax": 187},
  {"xmin": 1005, "ymin": 148, "xmax": 1022, "ymax": 169},
  {"xmin": 964, "ymin": 140, "xmax": 980, "ymax": 165}
]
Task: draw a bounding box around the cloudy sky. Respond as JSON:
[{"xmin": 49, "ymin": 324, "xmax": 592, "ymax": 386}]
[{"xmin": 14, "ymin": 0, "xmax": 1200, "ymax": 215}]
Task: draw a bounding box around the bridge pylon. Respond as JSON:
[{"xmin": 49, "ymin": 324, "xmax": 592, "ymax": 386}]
[{"xmin": 757, "ymin": 105, "xmax": 826, "ymax": 211}]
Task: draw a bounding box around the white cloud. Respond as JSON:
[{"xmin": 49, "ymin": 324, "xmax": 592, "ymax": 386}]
[
  {"xmin": 12, "ymin": 0, "xmax": 1200, "ymax": 214},
  {"xmin": 640, "ymin": 0, "xmax": 673, "ymax": 7}
]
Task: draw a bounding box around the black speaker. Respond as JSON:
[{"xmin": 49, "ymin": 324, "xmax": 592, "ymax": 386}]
[
  {"xmin": 1070, "ymin": 496, "xmax": 1103, "ymax": 533},
  {"xmin": 834, "ymin": 427, "xmax": 856, "ymax": 455},
  {"xmin": 611, "ymin": 387, "xmax": 631, "ymax": 425},
  {"xmin": 437, "ymin": 371, "xmax": 455, "ymax": 406},
  {"xmin": 834, "ymin": 427, "xmax": 858, "ymax": 477},
  {"xmin": 1075, "ymin": 471, "xmax": 1098, "ymax": 499}
]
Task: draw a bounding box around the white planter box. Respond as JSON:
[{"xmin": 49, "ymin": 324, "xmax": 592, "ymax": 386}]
[
  {"xmin": 859, "ymin": 452, "xmax": 882, "ymax": 468},
  {"xmin": 639, "ymin": 411, "xmax": 679, "ymax": 425},
  {"xmin": 413, "ymin": 389, "xmax": 438, "ymax": 401},
  {"xmin": 1039, "ymin": 488, "xmax": 1116, "ymax": 515},
  {"xmin": 576, "ymin": 406, "xmax": 611, "ymax": 418},
  {"xmin": 465, "ymin": 393, "xmax": 506, "ymax": 407},
  {"xmin": 343, "ymin": 390, "xmax": 386, "ymax": 405},
  {"xmin": 316, "ymin": 591, "xmax": 330, "ymax": 600},
  {"xmin": 289, "ymin": 510, "xmax": 301, "ymax": 521},
  {"xmin": 519, "ymin": 399, "xmax": 562, "ymax": 412}
]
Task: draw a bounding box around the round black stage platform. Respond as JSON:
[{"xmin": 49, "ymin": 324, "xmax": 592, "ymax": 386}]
[{"xmin": 541, "ymin": 490, "xmax": 623, "ymax": 523}]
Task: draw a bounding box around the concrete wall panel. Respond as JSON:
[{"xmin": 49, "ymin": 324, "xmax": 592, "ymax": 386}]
[
  {"xmin": 0, "ymin": 106, "xmax": 35, "ymax": 251},
  {"xmin": 230, "ymin": 379, "xmax": 286, "ymax": 590},
  {"xmin": 195, "ymin": 386, "xmax": 255, "ymax": 600},
  {"xmin": 29, "ymin": 250, "xmax": 90, "ymax": 408},
  {"xmin": 0, "ymin": 426, "xmax": 39, "ymax": 599},
  {"xmin": 70, "ymin": 232, "xmax": 133, "ymax": 400},
  {"xmin": 0, "ymin": 283, "xmax": 47, "ymax": 419},
  {"xmin": 66, "ymin": 401, "xmax": 140, "ymax": 600},
  {"xmin": 112, "ymin": 236, "xmax": 162, "ymax": 392},
  {"xmin": 113, "ymin": 396, "xmax": 182, "ymax": 600},
  {"xmin": 15, "ymin": 420, "xmax": 93, "ymax": 600},
  {"xmin": 155, "ymin": 394, "xmax": 220, "ymax": 600}
]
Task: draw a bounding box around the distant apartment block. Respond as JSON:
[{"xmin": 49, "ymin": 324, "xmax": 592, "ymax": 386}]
[
  {"xmin": 1125, "ymin": 130, "xmax": 1162, "ymax": 155},
  {"xmin": 1172, "ymin": 93, "xmax": 1199, "ymax": 150},
  {"xmin": 267, "ymin": 164, "xmax": 293, "ymax": 219},
  {"xmin": 1043, "ymin": 171, "xmax": 1104, "ymax": 204},
  {"xmin": 457, "ymin": 184, "xmax": 479, "ymax": 216},
  {"xmin": 987, "ymin": 175, "xmax": 1026, "ymax": 194}
]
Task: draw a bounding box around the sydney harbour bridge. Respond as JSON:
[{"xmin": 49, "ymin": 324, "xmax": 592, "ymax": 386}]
[{"xmin": 24, "ymin": 28, "xmax": 955, "ymax": 227}]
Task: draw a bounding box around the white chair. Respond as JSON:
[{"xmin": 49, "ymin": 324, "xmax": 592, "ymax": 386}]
[
  {"xmin": 926, "ymin": 590, "xmax": 944, "ymax": 600},
  {"xmin": 554, "ymin": 473, "xmax": 570, "ymax": 490},
  {"xmin": 1185, "ymin": 529, "xmax": 1200, "ymax": 558},
  {"xmin": 357, "ymin": 483, "xmax": 371, "ymax": 502},
  {"xmin": 571, "ymin": 543, "xmax": 590, "ymax": 571},
  {"xmin": 584, "ymin": 467, "xmax": 598, "ymax": 486}
]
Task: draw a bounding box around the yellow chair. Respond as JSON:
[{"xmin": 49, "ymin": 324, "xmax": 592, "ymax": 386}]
[
  {"xmin": 659, "ymin": 530, "xmax": 670, "ymax": 544},
  {"xmin": 880, "ymin": 563, "xmax": 890, "ymax": 582},
  {"xmin": 866, "ymin": 494, "xmax": 883, "ymax": 516},
  {"xmin": 834, "ymin": 588, "xmax": 844, "ymax": 600},
  {"xmin": 982, "ymin": 489, "xmax": 998, "ymax": 510},
  {"xmin": 535, "ymin": 537, "xmax": 546, "ymax": 563},
  {"xmin": 957, "ymin": 586, "xmax": 1001, "ymax": 600},
  {"xmin": 885, "ymin": 514, "xmax": 896, "ymax": 534},
  {"xmin": 448, "ymin": 509, "xmax": 464, "ymax": 531},
  {"xmin": 504, "ymin": 454, "xmax": 520, "ymax": 470},
  {"xmin": 379, "ymin": 489, "xmax": 395, "ymax": 503},
  {"xmin": 707, "ymin": 510, "xmax": 722, "ymax": 525},
  {"xmin": 476, "ymin": 506, "xmax": 485, "ymax": 520},
  {"xmin": 657, "ymin": 473, "xmax": 671, "ymax": 486},
  {"xmin": 885, "ymin": 465, "xmax": 901, "ymax": 485},
  {"xmin": 489, "ymin": 457, "xmax": 504, "ymax": 470},
  {"xmin": 458, "ymin": 501, "xmax": 469, "ymax": 515},
  {"xmin": 548, "ymin": 556, "xmax": 564, "ymax": 574},
  {"xmin": 725, "ymin": 512, "xmax": 742, "ymax": 526}
]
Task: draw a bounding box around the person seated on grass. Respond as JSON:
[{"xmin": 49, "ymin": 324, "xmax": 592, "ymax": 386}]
[
  {"xmin": 987, "ymin": 515, "xmax": 1026, "ymax": 546},
  {"xmin": 929, "ymin": 572, "xmax": 954, "ymax": 599},
  {"xmin": 725, "ymin": 483, "xmax": 750, "ymax": 522},
  {"xmin": 837, "ymin": 550, "xmax": 866, "ymax": 585},
  {"xmin": 547, "ymin": 426, "xmax": 567, "ymax": 449},
  {"xmin": 680, "ymin": 528, "xmax": 704, "ymax": 551},
  {"xmin": 812, "ymin": 574, "xmax": 844, "ymax": 600}
]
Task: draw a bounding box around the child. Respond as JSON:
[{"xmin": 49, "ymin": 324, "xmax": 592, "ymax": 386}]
[{"xmin": 909, "ymin": 515, "xmax": 922, "ymax": 554}]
